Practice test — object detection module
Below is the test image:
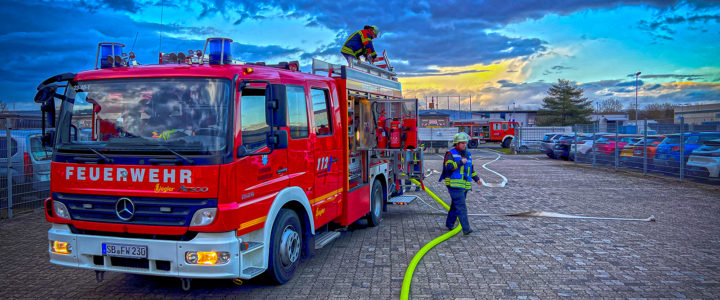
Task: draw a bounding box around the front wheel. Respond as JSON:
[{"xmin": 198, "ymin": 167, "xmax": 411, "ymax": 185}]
[
  {"xmin": 267, "ymin": 209, "xmax": 302, "ymax": 284},
  {"xmin": 366, "ymin": 178, "xmax": 384, "ymax": 227}
]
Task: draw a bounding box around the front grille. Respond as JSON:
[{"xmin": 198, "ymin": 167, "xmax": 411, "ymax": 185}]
[{"xmin": 55, "ymin": 193, "xmax": 217, "ymax": 226}]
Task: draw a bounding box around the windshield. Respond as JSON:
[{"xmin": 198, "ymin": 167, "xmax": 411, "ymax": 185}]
[{"xmin": 57, "ymin": 78, "xmax": 231, "ymax": 154}]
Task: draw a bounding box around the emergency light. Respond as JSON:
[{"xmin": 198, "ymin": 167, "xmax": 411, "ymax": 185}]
[
  {"xmin": 203, "ymin": 37, "xmax": 233, "ymax": 65},
  {"xmin": 96, "ymin": 42, "xmax": 125, "ymax": 69}
]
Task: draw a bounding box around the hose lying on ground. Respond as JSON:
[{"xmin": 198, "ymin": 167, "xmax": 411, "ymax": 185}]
[{"xmin": 400, "ymin": 177, "xmax": 458, "ymax": 300}]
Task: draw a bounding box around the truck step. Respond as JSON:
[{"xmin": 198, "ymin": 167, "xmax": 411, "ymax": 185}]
[
  {"xmin": 241, "ymin": 267, "xmax": 265, "ymax": 278},
  {"xmin": 390, "ymin": 195, "xmax": 418, "ymax": 205},
  {"xmin": 314, "ymin": 231, "xmax": 341, "ymax": 250},
  {"xmin": 240, "ymin": 241, "xmax": 263, "ymax": 253}
]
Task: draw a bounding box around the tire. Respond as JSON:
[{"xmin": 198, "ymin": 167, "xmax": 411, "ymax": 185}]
[
  {"xmin": 501, "ymin": 138, "xmax": 512, "ymax": 148},
  {"xmin": 468, "ymin": 140, "xmax": 478, "ymax": 148},
  {"xmin": 267, "ymin": 209, "xmax": 302, "ymax": 284},
  {"xmin": 366, "ymin": 179, "xmax": 384, "ymax": 227}
]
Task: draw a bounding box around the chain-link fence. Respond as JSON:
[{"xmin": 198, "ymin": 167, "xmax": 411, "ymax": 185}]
[
  {"xmin": 1, "ymin": 117, "xmax": 52, "ymax": 218},
  {"xmin": 549, "ymin": 116, "xmax": 720, "ymax": 185},
  {"xmin": 513, "ymin": 126, "xmax": 571, "ymax": 153}
]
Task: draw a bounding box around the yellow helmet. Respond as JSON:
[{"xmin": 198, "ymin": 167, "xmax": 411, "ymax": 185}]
[{"xmin": 453, "ymin": 132, "xmax": 470, "ymax": 144}]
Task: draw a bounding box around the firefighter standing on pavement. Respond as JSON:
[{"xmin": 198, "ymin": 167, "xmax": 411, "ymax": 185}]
[
  {"xmin": 439, "ymin": 132, "xmax": 481, "ymax": 235},
  {"xmin": 341, "ymin": 25, "xmax": 381, "ymax": 64}
]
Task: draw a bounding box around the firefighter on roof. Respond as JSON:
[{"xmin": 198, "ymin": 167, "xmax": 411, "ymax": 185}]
[
  {"xmin": 439, "ymin": 132, "xmax": 481, "ymax": 235},
  {"xmin": 341, "ymin": 25, "xmax": 381, "ymax": 64}
]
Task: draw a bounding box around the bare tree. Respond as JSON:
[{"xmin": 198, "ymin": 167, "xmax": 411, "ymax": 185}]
[{"xmin": 596, "ymin": 98, "xmax": 624, "ymax": 113}]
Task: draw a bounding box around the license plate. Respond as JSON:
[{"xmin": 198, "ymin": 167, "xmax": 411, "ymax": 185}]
[{"xmin": 102, "ymin": 243, "xmax": 148, "ymax": 259}]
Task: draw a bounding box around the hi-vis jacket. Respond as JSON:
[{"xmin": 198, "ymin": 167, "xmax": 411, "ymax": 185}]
[
  {"xmin": 341, "ymin": 29, "xmax": 377, "ymax": 59},
  {"xmin": 439, "ymin": 148, "xmax": 480, "ymax": 190}
]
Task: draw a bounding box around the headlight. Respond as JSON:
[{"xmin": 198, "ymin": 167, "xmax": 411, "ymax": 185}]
[
  {"xmin": 52, "ymin": 201, "xmax": 71, "ymax": 220},
  {"xmin": 190, "ymin": 208, "xmax": 216, "ymax": 226}
]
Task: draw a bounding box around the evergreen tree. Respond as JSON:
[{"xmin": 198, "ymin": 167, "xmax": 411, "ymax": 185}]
[{"xmin": 536, "ymin": 79, "xmax": 593, "ymax": 126}]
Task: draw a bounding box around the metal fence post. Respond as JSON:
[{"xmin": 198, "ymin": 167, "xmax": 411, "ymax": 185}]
[
  {"xmin": 680, "ymin": 116, "xmax": 685, "ymax": 182},
  {"xmin": 643, "ymin": 118, "xmax": 648, "ymax": 175},
  {"xmin": 615, "ymin": 122, "xmax": 619, "ymax": 171},
  {"xmin": 573, "ymin": 125, "xmax": 578, "ymax": 164},
  {"xmin": 6, "ymin": 118, "xmax": 12, "ymax": 218},
  {"xmin": 592, "ymin": 122, "xmax": 597, "ymax": 168}
]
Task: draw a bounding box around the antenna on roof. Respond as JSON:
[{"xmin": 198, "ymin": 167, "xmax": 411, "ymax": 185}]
[
  {"xmin": 159, "ymin": 0, "xmax": 164, "ymax": 54},
  {"xmin": 130, "ymin": 32, "xmax": 138, "ymax": 53}
]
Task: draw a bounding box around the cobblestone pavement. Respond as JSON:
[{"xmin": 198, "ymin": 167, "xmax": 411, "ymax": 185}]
[{"xmin": 1, "ymin": 149, "xmax": 719, "ymax": 299}]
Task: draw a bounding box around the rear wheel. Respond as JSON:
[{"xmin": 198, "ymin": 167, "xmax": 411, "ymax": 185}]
[
  {"xmin": 267, "ymin": 209, "xmax": 302, "ymax": 284},
  {"xmin": 366, "ymin": 178, "xmax": 384, "ymax": 227},
  {"xmin": 501, "ymin": 138, "xmax": 512, "ymax": 148},
  {"xmin": 468, "ymin": 140, "xmax": 478, "ymax": 148}
]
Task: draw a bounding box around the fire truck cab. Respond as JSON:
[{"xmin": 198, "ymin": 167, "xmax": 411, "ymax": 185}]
[
  {"xmin": 452, "ymin": 120, "xmax": 519, "ymax": 148},
  {"xmin": 34, "ymin": 38, "xmax": 421, "ymax": 288}
]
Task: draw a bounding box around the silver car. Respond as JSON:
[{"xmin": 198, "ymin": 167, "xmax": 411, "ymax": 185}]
[{"xmin": 0, "ymin": 130, "xmax": 52, "ymax": 191}]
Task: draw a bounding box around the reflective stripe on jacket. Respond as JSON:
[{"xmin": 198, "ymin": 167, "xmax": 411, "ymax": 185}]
[
  {"xmin": 341, "ymin": 29, "xmax": 376, "ymax": 59},
  {"xmin": 444, "ymin": 148, "xmax": 477, "ymax": 190}
]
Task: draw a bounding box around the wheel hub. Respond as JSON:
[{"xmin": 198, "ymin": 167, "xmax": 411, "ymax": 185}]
[{"xmin": 279, "ymin": 225, "xmax": 300, "ymax": 266}]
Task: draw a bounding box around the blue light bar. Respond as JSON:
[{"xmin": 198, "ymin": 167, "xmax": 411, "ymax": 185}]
[
  {"xmin": 96, "ymin": 43, "xmax": 125, "ymax": 69},
  {"xmin": 204, "ymin": 38, "xmax": 233, "ymax": 65}
]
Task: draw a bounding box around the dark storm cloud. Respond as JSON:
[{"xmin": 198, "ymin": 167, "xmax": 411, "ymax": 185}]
[
  {"xmin": 0, "ymin": 0, "xmax": 300, "ymax": 103},
  {"xmin": 616, "ymin": 80, "xmax": 644, "ymax": 87},
  {"xmin": 640, "ymin": 74, "xmax": 705, "ymax": 81},
  {"xmin": 191, "ymin": 0, "xmax": 681, "ymax": 74}
]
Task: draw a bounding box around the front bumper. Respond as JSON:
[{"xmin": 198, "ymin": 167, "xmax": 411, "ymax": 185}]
[
  {"xmin": 687, "ymin": 157, "xmax": 720, "ymax": 178},
  {"xmin": 48, "ymin": 224, "xmax": 241, "ymax": 279}
]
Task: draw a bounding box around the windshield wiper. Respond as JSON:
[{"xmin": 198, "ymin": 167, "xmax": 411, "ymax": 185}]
[
  {"xmin": 73, "ymin": 147, "xmax": 113, "ymax": 164},
  {"xmin": 146, "ymin": 143, "xmax": 194, "ymax": 165}
]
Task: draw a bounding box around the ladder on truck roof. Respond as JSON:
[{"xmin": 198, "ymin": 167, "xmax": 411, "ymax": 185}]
[{"xmin": 312, "ymin": 58, "xmax": 401, "ymax": 99}]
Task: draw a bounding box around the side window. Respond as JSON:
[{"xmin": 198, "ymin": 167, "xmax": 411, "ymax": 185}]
[
  {"xmin": 493, "ymin": 123, "xmax": 500, "ymax": 130},
  {"xmin": 241, "ymin": 88, "xmax": 271, "ymax": 152},
  {"xmin": 287, "ymin": 85, "xmax": 309, "ymax": 139},
  {"xmin": 502, "ymin": 123, "xmax": 508, "ymax": 130},
  {"xmin": 311, "ymin": 88, "xmax": 332, "ymax": 136},
  {"xmin": 0, "ymin": 137, "xmax": 18, "ymax": 158},
  {"xmin": 685, "ymin": 136, "xmax": 698, "ymax": 144}
]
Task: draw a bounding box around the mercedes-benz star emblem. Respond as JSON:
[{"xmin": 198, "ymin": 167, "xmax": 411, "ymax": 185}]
[{"xmin": 115, "ymin": 197, "xmax": 135, "ymax": 221}]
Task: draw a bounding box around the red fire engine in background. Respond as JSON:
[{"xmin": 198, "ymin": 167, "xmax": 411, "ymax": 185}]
[
  {"xmin": 451, "ymin": 120, "xmax": 519, "ymax": 148},
  {"xmin": 34, "ymin": 38, "xmax": 422, "ymax": 289}
]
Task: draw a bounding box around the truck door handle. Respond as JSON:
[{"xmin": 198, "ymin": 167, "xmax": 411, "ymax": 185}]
[
  {"xmin": 277, "ymin": 168, "xmax": 287, "ymax": 174},
  {"xmin": 331, "ymin": 158, "xmax": 338, "ymax": 162}
]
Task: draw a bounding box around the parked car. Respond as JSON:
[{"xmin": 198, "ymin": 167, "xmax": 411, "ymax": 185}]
[
  {"xmin": 0, "ymin": 130, "xmax": 53, "ymax": 191},
  {"xmin": 570, "ymin": 133, "xmax": 608, "ymax": 162},
  {"xmin": 593, "ymin": 134, "xmax": 642, "ymax": 156},
  {"xmin": 541, "ymin": 133, "xmax": 565, "ymax": 158},
  {"xmin": 619, "ymin": 137, "xmax": 644, "ymax": 166},
  {"xmin": 552, "ymin": 134, "xmax": 579, "ymax": 160},
  {"xmin": 625, "ymin": 135, "xmax": 666, "ymax": 168},
  {"xmin": 654, "ymin": 132, "xmax": 720, "ymax": 173},
  {"xmin": 686, "ymin": 138, "xmax": 720, "ymax": 178}
]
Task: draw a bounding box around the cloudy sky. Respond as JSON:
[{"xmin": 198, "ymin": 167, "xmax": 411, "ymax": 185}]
[{"xmin": 1, "ymin": 0, "xmax": 718, "ymax": 111}]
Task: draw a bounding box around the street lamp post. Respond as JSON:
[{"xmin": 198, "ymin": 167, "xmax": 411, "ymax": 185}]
[{"xmin": 635, "ymin": 71, "xmax": 641, "ymax": 134}]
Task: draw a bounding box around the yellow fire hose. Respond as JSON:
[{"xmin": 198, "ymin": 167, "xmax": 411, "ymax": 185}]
[{"xmin": 400, "ymin": 178, "xmax": 459, "ymax": 300}]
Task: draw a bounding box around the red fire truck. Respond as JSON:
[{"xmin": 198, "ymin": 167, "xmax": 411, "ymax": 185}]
[
  {"xmin": 34, "ymin": 38, "xmax": 422, "ymax": 289},
  {"xmin": 451, "ymin": 120, "xmax": 519, "ymax": 148}
]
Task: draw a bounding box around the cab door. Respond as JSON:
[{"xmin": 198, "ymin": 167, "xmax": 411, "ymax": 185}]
[
  {"xmin": 232, "ymin": 86, "xmax": 288, "ymax": 231},
  {"xmin": 308, "ymin": 82, "xmax": 342, "ymax": 226},
  {"xmin": 284, "ymin": 83, "xmax": 316, "ymax": 211}
]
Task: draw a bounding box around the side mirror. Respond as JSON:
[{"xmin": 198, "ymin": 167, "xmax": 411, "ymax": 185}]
[
  {"xmin": 268, "ymin": 130, "xmax": 288, "ymax": 150},
  {"xmin": 266, "ymin": 84, "xmax": 287, "ymax": 127},
  {"xmin": 34, "ymin": 84, "xmax": 59, "ymax": 103},
  {"xmin": 42, "ymin": 131, "xmax": 55, "ymax": 147}
]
